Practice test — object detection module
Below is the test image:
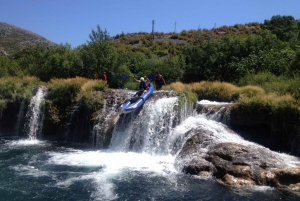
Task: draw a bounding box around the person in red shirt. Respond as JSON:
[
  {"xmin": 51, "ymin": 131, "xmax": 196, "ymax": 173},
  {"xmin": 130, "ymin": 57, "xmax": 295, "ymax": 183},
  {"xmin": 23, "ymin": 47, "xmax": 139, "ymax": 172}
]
[{"xmin": 102, "ymin": 72, "xmax": 107, "ymax": 82}]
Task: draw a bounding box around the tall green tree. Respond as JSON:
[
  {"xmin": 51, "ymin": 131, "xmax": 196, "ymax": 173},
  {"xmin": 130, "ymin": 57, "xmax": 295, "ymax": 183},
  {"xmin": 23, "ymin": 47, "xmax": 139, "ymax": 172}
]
[
  {"xmin": 87, "ymin": 25, "xmax": 110, "ymax": 44},
  {"xmin": 263, "ymin": 15, "xmax": 299, "ymax": 42}
]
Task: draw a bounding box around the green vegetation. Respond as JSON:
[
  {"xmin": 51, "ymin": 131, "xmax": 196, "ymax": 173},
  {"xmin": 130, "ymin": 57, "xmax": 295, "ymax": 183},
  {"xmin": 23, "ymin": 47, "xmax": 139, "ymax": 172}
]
[
  {"xmin": 0, "ymin": 15, "xmax": 300, "ymax": 139},
  {"xmin": 45, "ymin": 77, "xmax": 108, "ymax": 126},
  {"xmin": 0, "ymin": 76, "xmax": 40, "ymax": 111}
]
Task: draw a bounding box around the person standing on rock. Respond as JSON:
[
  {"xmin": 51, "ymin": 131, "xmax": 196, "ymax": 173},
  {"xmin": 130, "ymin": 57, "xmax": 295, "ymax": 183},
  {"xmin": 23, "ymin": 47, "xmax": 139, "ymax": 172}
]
[
  {"xmin": 154, "ymin": 72, "xmax": 166, "ymax": 90},
  {"xmin": 102, "ymin": 72, "xmax": 107, "ymax": 82}
]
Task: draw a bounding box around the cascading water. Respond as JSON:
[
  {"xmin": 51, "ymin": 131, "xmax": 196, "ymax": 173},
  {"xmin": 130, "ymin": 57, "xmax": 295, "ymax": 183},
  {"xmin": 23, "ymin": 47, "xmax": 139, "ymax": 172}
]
[
  {"xmin": 23, "ymin": 87, "xmax": 46, "ymax": 140},
  {"xmin": 109, "ymin": 97, "xmax": 179, "ymax": 154},
  {"xmin": 1, "ymin": 97, "xmax": 300, "ymax": 200}
]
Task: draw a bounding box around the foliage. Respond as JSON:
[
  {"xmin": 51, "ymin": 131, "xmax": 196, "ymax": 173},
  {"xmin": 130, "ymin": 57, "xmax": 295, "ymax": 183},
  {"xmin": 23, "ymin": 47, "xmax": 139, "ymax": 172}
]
[
  {"xmin": 80, "ymin": 80, "xmax": 107, "ymax": 113},
  {"xmin": 12, "ymin": 44, "xmax": 77, "ymax": 81},
  {"xmin": 238, "ymin": 72, "xmax": 300, "ymax": 100},
  {"xmin": 177, "ymin": 90, "xmax": 198, "ymax": 107},
  {"xmin": 45, "ymin": 77, "xmax": 108, "ymax": 125},
  {"xmin": 1, "ymin": 15, "xmax": 299, "ymax": 114},
  {"xmin": 0, "ymin": 76, "xmax": 40, "ymax": 100},
  {"xmin": 0, "ymin": 76, "xmax": 40, "ymax": 112},
  {"xmin": 0, "ymin": 99, "xmax": 7, "ymax": 112},
  {"xmin": 45, "ymin": 77, "xmax": 88, "ymax": 124},
  {"xmin": 231, "ymin": 94, "xmax": 300, "ymax": 146},
  {"xmin": 0, "ymin": 56, "xmax": 23, "ymax": 77},
  {"xmin": 86, "ymin": 24, "xmax": 110, "ymax": 44}
]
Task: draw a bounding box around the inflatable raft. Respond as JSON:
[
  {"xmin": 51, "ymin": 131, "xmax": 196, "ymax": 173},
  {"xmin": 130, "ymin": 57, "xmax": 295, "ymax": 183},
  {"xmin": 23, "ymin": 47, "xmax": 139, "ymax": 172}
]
[{"xmin": 120, "ymin": 83, "xmax": 154, "ymax": 114}]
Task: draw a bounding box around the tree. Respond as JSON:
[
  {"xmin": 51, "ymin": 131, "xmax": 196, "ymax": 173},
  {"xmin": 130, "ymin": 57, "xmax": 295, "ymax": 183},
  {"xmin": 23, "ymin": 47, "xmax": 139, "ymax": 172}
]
[
  {"xmin": 87, "ymin": 25, "xmax": 110, "ymax": 44},
  {"xmin": 263, "ymin": 15, "xmax": 299, "ymax": 42}
]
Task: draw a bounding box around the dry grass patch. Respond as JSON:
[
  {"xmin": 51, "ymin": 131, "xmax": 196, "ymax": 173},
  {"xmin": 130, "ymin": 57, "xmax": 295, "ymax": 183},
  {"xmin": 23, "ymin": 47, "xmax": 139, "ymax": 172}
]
[{"xmin": 81, "ymin": 79, "xmax": 107, "ymax": 93}]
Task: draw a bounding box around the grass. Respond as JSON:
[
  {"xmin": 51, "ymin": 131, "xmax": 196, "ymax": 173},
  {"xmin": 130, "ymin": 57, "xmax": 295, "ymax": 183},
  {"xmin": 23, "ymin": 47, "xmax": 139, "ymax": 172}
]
[
  {"xmin": 164, "ymin": 81, "xmax": 299, "ymax": 127},
  {"xmin": 0, "ymin": 76, "xmax": 41, "ymax": 111},
  {"xmin": 238, "ymin": 72, "xmax": 300, "ymax": 101},
  {"xmin": 164, "ymin": 80, "xmax": 300, "ymax": 143},
  {"xmin": 164, "ymin": 81, "xmax": 237, "ymax": 102},
  {"xmin": 46, "ymin": 77, "xmax": 108, "ymax": 125},
  {"xmin": 80, "ymin": 79, "xmax": 107, "ymax": 113}
]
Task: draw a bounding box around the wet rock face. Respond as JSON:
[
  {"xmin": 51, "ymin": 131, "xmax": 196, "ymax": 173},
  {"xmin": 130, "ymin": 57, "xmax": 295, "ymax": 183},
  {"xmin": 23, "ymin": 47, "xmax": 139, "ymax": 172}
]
[
  {"xmin": 92, "ymin": 89, "xmax": 131, "ymax": 148},
  {"xmin": 176, "ymin": 127, "xmax": 300, "ymax": 190},
  {"xmin": 93, "ymin": 89, "xmax": 180, "ymax": 148}
]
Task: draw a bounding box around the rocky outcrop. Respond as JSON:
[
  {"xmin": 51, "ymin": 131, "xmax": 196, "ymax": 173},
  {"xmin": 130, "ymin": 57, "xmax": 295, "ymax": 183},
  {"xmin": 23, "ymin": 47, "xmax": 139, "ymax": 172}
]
[
  {"xmin": 175, "ymin": 124, "xmax": 300, "ymax": 191},
  {"xmin": 92, "ymin": 89, "xmax": 131, "ymax": 148},
  {"xmin": 92, "ymin": 89, "xmax": 181, "ymax": 148},
  {"xmin": 197, "ymin": 101, "xmax": 300, "ymax": 157}
]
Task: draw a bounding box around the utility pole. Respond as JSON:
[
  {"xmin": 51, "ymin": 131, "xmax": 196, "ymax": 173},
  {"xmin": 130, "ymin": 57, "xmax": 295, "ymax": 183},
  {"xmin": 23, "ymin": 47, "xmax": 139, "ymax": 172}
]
[
  {"xmin": 152, "ymin": 20, "xmax": 155, "ymax": 39},
  {"xmin": 174, "ymin": 22, "xmax": 176, "ymax": 33}
]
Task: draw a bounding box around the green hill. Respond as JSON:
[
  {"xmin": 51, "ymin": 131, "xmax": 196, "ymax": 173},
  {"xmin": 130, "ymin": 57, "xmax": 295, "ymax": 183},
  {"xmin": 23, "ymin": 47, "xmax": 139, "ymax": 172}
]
[{"xmin": 0, "ymin": 22, "xmax": 56, "ymax": 55}]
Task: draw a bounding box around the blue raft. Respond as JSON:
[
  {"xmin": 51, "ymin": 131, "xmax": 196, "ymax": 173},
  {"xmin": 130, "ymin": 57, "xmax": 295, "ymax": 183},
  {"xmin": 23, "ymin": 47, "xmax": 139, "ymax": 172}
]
[{"xmin": 120, "ymin": 83, "xmax": 154, "ymax": 114}]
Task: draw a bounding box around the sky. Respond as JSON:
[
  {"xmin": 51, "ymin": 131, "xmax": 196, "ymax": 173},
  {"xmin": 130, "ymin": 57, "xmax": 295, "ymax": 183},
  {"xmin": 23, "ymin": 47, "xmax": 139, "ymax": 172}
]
[{"xmin": 1, "ymin": 0, "xmax": 300, "ymax": 48}]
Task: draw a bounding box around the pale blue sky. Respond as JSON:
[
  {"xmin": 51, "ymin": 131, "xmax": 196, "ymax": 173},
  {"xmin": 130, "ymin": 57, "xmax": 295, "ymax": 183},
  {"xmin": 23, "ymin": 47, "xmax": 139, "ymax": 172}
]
[{"xmin": 1, "ymin": 0, "xmax": 299, "ymax": 48}]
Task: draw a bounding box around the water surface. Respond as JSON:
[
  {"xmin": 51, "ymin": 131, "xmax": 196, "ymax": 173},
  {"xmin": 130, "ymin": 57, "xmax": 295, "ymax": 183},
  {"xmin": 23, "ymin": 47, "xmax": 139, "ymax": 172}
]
[{"xmin": 1, "ymin": 139, "xmax": 299, "ymax": 201}]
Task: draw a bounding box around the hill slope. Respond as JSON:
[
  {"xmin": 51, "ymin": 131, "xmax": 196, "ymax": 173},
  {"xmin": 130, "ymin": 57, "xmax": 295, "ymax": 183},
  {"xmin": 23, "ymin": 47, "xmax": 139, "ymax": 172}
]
[{"xmin": 0, "ymin": 22, "xmax": 56, "ymax": 55}]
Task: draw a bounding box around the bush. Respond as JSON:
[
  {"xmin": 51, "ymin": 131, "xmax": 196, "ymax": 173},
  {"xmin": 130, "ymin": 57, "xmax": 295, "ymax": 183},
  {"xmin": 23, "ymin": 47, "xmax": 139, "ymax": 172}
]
[
  {"xmin": 46, "ymin": 77, "xmax": 108, "ymax": 125},
  {"xmin": 46, "ymin": 77, "xmax": 88, "ymax": 124},
  {"xmin": 80, "ymin": 79, "xmax": 107, "ymax": 112},
  {"xmin": 0, "ymin": 76, "xmax": 40, "ymax": 101},
  {"xmin": 238, "ymin": 72, "xmax": 300, "ymax": 100}
]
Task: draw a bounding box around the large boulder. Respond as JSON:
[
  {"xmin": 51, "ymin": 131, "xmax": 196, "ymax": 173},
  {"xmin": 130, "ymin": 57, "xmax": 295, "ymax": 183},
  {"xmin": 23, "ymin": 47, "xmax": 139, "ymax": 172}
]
[{"xmin": 176, "ymin": 125, "xmax": 300, "ymax": 191}]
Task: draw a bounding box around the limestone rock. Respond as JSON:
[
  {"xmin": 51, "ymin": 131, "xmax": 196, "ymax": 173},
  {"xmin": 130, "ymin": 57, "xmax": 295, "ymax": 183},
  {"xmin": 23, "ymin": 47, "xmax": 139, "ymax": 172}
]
[{"xmin": 176, "ymin": 126, "xmax": 300, "ymax": 191}]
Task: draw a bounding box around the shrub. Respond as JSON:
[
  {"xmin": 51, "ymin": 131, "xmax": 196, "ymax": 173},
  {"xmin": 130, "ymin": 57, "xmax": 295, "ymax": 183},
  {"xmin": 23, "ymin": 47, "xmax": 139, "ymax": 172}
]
[
  {"xmin": 0, "ymin": 99, "xmax": 7, "ymax": 112},
  {"xmin": 238, "ymin": 72, "xmax": 300, "ymax": 100},
  {"xmin": 0, "ymin": 76, "xmax": 40, "ymax": 101},
  {"xmin": 234, "ymin": 85, "xmax": 265, "ymax": 99},
  {"xmin": 46, "ymin": 77, "xmax": 108, "ymax": 125},
  {"xmin": 189, "ymin": 81, "xmax": 237, "ymax": 102},
  {"xmin": 80, "ymin": 79, "xmax": 107, "ymax": 112},
  {"xmin": 231, "ymin": 93, "xmax": 299, "ymax": 145},
  {"xmin": 81, "ymin": 79, "xmax": 107, "ymax": 92},
  {"xmin": 46, "ymin": 77, "xmax": 88, "ymax": 124}
]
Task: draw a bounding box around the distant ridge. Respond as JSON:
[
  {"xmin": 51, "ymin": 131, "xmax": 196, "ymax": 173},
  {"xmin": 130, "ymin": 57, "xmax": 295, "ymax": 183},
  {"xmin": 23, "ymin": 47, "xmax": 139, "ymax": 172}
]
[{"xmin": 0, "ymin": 22, "xmax": 56, "ymax": 55}]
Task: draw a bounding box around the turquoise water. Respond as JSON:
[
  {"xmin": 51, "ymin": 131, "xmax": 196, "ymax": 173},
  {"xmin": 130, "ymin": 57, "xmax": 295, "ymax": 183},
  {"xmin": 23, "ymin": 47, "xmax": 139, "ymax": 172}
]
[{"xmin": 1, "ymin": 138, "xmax": 299, "ymax": 201}]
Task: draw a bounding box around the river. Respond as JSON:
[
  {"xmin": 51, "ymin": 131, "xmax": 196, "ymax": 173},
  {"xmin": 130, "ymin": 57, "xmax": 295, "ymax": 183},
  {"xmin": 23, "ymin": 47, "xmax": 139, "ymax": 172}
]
[
  {"xmin": 1, "ymin": 139, "xmax": 299, "ymax": 201},
  {"xmin": 0, "ymin": 89, "xmax": 299, "ymax": 200}
]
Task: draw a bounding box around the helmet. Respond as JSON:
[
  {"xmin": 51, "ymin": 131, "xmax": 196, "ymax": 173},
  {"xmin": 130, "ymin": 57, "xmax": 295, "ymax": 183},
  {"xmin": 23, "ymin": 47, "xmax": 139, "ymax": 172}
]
[{"xmin": 140, "ymin": 77, "xmax": 144, "ymax": 81}]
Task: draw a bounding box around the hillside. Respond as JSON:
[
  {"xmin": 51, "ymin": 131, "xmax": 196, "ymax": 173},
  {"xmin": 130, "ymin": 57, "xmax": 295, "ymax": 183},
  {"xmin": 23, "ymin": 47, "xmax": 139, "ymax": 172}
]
[{"xmin": 0, "ymin": 22, "xmax": 56, "ymax": 55}]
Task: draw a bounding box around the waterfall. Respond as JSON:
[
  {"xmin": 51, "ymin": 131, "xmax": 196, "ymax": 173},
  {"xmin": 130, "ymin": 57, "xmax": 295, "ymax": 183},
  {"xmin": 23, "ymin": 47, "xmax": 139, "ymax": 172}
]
[
  {"xmin": 109, "ymin": 97, "xmax": 179, "ymax": 154},
  {"xmin": 23, "ymin": 87, "xmax": 46, "ymax": 140},
  {"xmin": 108, "ymin": 98, "xmax": 299, "ymax": 169}
]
